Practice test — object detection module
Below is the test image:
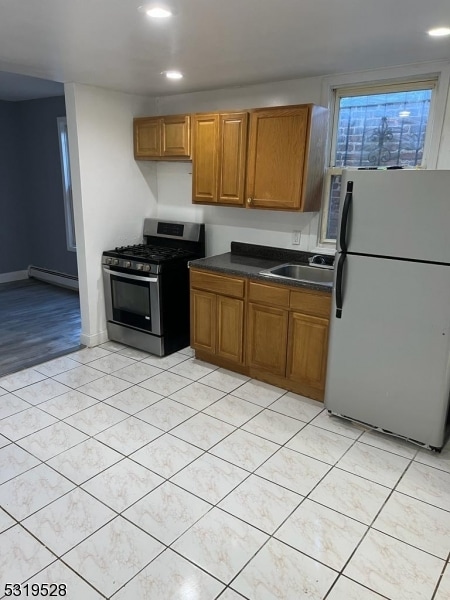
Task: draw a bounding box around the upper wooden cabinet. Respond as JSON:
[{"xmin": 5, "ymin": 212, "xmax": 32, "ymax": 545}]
[
  {"xmin": 134, "ymin": 118, "xmax": 161, "ymax": 157},
  {"xmin": 192, "ymin": 112, "xmax": 248, "ymax": 205},
  {"xmin": 191, "ymin": 114, "xmax": 219, "ymax": 203},
  {"xmin": 134, "ymin": 103, "xmax": 327, "ymax": 209},
  {"xmin": 134, "ymin": 115, "xmax": 191, "ymax": 160},
  {"xmin": 246, "ymin": 105, "xmax": 328, "ymax": 211},
  {"xmin": 192, "ymin": 104, "xmax": 327, "ymax": 211}
]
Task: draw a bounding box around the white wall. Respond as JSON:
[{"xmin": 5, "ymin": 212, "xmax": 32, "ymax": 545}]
[
  {"xmin": 66, "ymin": 61, "xmax": 450, "ymax": 346},
  {"xmin": 155, "ymin": 162, "xmax": 319, "ymax": 255},
  {"xmin": 65, "ymin": 83, "xmax": 158, "ymax": 346},
  {"xmin": 154, "ymin": 62, "xmax": 450, "ymax": 255}
]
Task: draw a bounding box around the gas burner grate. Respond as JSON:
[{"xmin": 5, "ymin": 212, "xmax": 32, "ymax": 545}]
[{"xmin": 114, "ymin": 244, "xmax": 192, "ymax": 260}]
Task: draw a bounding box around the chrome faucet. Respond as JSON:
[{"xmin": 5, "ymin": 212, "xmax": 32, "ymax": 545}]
[
  {"xmin": 309, "ymin": 255, "xmax": 326, "ymax": 265},
  {"xmin": 308, "ymin": 254, "xmax": 334, "ymax": 269}
]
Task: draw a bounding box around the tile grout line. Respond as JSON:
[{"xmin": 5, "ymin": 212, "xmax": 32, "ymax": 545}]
[
  {"xmin": 154, "ymin": 390, "xmax": 347, "ymax": 595},
  {"xmin": 2, "ymin": 346, "xmax": 449, "ymax": 599},
  {"xmin": 205, "ymin": 419, "xmax": 427, "ymax": 598},
  {"xmin": 1, "ymin": 357, "xmax": 254, "ymax": 594},
  {"xmin": 321, "ymin": 448, "xmax": 420, "ymax": 599},
  {"xmin": 3, "ymin": 377, "xmax": 449, "ymax": 522},
  {"xmin": 10, "ymin": 521, "xmax": 109, "ymax": 599},
  {"xmin": 2, "ymin": 356, "xmax": 280, "ymax": 595},
  {"xmin": 430, "ymin": 551, "xmax": 450, "ymax": 600}
]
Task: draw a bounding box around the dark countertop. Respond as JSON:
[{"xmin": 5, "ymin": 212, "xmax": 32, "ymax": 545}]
[{"xmin": 189, "ymin": 242, "xmax": 333, "ymax": 293}]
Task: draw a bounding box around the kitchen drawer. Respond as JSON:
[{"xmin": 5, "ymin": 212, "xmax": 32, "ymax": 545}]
[
  {"xmin": 190, "ymin": 269, "xmax": 245, "ymax": 298},
  {"xmin": 248, "ymin": 281, "xmax": 290, "ymax": 308},
  {"xmin": 290, "ymin": 288, "xmax": 331, "ymax": 318}
]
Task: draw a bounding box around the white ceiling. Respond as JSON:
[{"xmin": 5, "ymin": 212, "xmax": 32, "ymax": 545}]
[{"xmin": 1, "ymin": 0, "xmax": 450, "ymax": 101}]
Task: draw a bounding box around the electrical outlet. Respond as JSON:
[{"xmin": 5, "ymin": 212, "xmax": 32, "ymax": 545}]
[{"xmin": 292, "ymin": 230, "xmax": 301, "ymax": 245}]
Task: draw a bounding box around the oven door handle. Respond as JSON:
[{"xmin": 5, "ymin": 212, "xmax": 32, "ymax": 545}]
[{"xmin": 103, "ymin": 267, "xmax": 158, "ymax": 283}]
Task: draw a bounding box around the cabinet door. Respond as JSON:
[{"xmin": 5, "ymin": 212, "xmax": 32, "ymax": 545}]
[
  {"xmin": 246, "ymin": 106, "xmax": 309, "ymax": 210},
  {"xmin": 217, "ymin": 295, "xmax": 244, "ymax": 364},
  {"xmin": 190, "ymin": 290, "xmax": 216, "ymax": 353},
  {"xmin": 246, "ymin": 302, "xmax": 288, "ymax": 376},
  {"xmin": 162, "ymin": 115, "xmax": 191, "ymax": 157},
  {"xmin": 217, "ymin": 112, "xmax": 248, "ymax": 206},
  {"xmin": 192, "ymin": 114, "xmax": 219, "ymax": 203},
  {"xmin": 287, "ymin": 312, "xmax": 329, "ymax": 390},
  {"xmin": 134, "ymin": 118, "xmax": 161, "ymax": 158}
]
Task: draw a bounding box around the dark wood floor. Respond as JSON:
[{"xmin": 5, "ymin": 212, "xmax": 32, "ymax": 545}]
[{"xmin": 0, "ymin": 279, "xmax": 82, "ymax": 377}]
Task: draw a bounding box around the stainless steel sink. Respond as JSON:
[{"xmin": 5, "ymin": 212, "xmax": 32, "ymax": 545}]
[{"xmin": 259, "ymin": 263, "xmax": 334, "ymax": 286}]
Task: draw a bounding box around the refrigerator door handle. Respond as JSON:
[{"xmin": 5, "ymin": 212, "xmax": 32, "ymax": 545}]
[
  {"xmin": 339, "ymin": 181, "xmax": 353, "ymax": 252},
  {"xmin": 335, "ymin": 252, "xmax": 347, "ymax": 318}
]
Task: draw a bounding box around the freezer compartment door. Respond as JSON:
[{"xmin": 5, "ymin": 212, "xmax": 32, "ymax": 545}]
[
  {"xmin": 325, "ymin": 254, "xmax": 450, "ymax": 447},
  {"xmin": 338, "ymin": 169, "xmax": 450, "ymax": 263}
]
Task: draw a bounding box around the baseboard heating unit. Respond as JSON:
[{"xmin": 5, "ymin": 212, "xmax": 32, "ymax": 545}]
[{"xmin": 28, "ymin": 266, "xmax": 79, "ymax": 291}]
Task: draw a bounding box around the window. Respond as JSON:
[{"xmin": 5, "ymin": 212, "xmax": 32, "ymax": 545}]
[
  {"xmin": 320, "ymin": 81, "xmax": 436, "ymax": 244},
  {"xmin": 57, "ymin": 117, "xmax": 76, "ymax": 251}
]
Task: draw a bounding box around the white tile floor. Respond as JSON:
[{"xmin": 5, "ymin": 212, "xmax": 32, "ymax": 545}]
[{"xmin": 1, "ymin": 342, "xmax": 450, "ymax": 600}]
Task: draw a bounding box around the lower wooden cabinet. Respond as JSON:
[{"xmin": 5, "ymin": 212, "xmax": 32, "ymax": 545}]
[
  {"xmin": 287, "ymin": 311, "xmax": 329, "ymax": 391},
  {"xmin": 190, "ymin": 270, "xmax": 245, "ymax": 366},
  {"xmin": 216, "ymin": 295, "xmax": 244, "ymax": 363},
  {"xmin": 246, "ymin": 302, "xmax": 288, "ymax": 376},
  {"xmin": 190, "ymin": 268, "xmax": 331, "ymax": 400},
  {"xmin": 190, "ymin": 289, "xmax": 216, "ymax": 353}
]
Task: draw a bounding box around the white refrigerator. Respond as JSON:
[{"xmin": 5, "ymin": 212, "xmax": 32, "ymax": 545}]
[{"xmin": 325, "ymin": 169, "xmax": 450, "ymax": 450}]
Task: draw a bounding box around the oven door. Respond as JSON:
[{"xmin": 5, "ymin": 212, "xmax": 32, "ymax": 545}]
[{"xmin": 103, "ymin": 267, "xmax": 161, "ymax": 335}]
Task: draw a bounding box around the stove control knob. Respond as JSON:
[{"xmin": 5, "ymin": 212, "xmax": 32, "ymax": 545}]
[
  {"xmin": 136, "ymin": 264, "xmax": 144, "ymax": 271},
  {"xmin": 105, "ymin": 258, "xmax": 112, "ymax": 265},
  {"xmin": 112, "ymin": 259, "xmax": 119, "ymax": 265},
  {"xmin": 124, "ymin": 261, "xmax": 131, "ymax": 268},
  {"xmin": 143, "ymin": 265, "xmax": 151, "ymax": 272}
]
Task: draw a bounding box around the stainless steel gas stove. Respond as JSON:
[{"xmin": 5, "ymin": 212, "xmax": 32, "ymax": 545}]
[{"xmin": 102, "ymin": 219, "xmax": 205, "ymax": 356}]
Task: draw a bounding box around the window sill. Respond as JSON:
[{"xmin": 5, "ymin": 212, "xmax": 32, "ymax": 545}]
[{"xmin": 312, "ymin": 244, "xmax": 336, "ymax": 256}]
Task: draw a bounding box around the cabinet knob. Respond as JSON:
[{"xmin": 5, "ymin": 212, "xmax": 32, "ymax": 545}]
[{"xmin": 247, "ymin": 197, "xmax": 252, "ymax": 205}]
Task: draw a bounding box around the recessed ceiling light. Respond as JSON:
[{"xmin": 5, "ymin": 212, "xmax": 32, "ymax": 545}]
[
  {"xmin": 399, "ymin": 110, "xmax": 411, "ymax": 117},
  {"xmin": 146, "ymin": 7, "xmax": 172, "ymax": 18},
  {"xmin": 138, "ymin": 4, "xmax": 173, "ymax": 18},
  {"xmin": 428, "ymin": 27, "xmax": 450, "ymax": 37},
  {"xmin": 164, "ymin": 70, "xmax": 183, "ymax": 80}
]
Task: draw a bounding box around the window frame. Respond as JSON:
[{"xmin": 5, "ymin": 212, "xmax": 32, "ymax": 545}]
[
  {"xmin": 57, "ymin": 116, "xmax": 76, "ymax": 252},
  {"xmin": 317, "ymin": 65, "xmax": 450, "ymax": 248}
]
